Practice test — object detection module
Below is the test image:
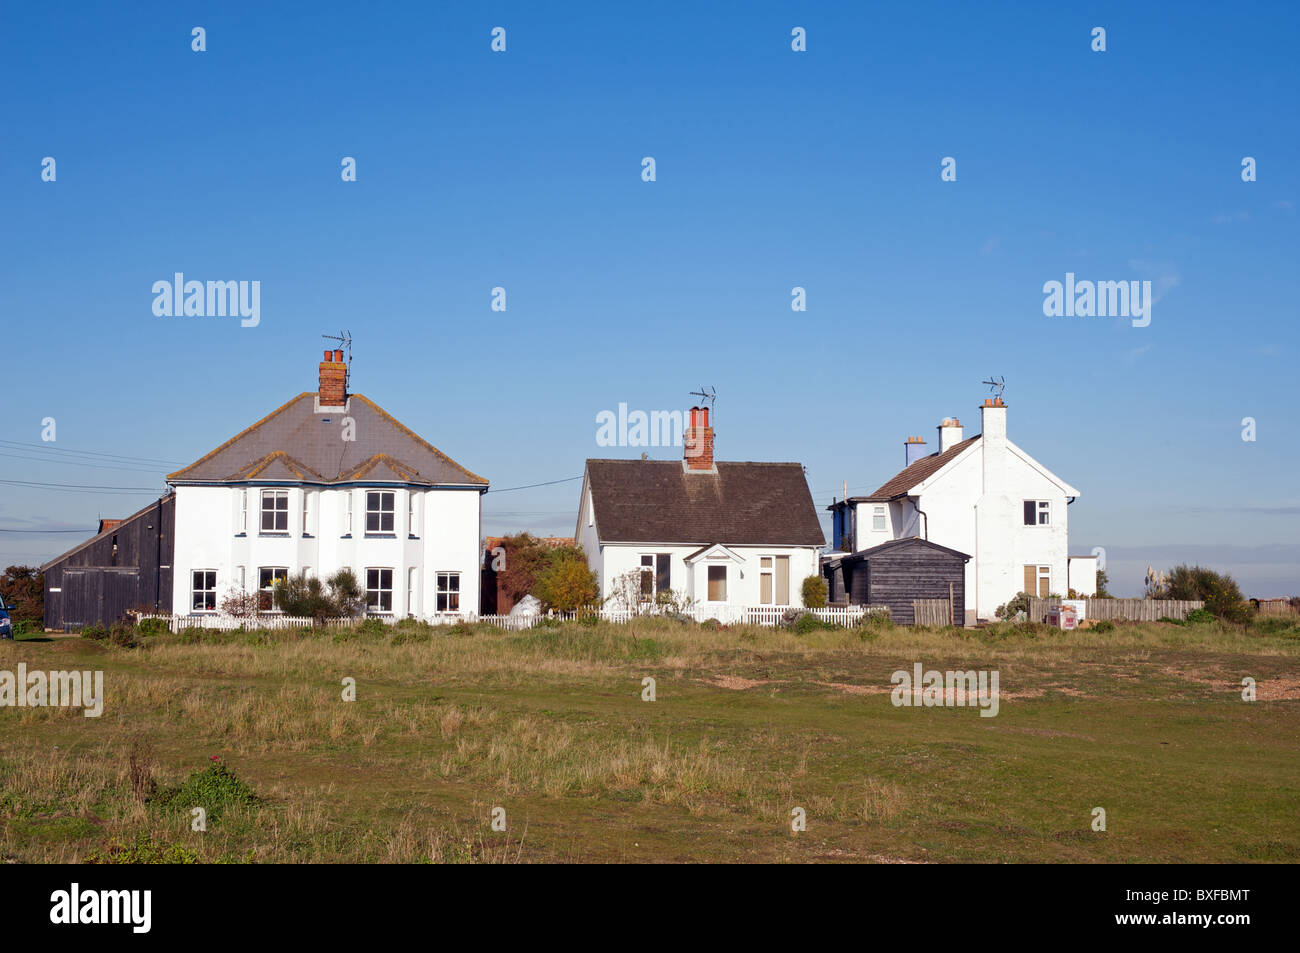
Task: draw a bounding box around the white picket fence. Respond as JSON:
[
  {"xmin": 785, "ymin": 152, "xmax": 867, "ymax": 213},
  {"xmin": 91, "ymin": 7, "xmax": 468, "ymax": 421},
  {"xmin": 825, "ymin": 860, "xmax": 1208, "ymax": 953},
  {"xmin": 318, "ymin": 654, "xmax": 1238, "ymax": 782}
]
[{"xmin": 136, "ymin": 604, "xmax": 880, "ymax": 634}]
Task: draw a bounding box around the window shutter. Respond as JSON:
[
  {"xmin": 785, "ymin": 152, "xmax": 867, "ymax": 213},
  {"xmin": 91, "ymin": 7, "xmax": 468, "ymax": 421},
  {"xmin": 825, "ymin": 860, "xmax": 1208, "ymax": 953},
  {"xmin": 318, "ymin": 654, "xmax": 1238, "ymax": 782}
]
[
  {"xmin": 775, "ymin": 556, "xmax": 790, "ymax": 606},
  {"xmin": 1024, "ymin": 565, "xmax": 1036, "ymax": 595}
]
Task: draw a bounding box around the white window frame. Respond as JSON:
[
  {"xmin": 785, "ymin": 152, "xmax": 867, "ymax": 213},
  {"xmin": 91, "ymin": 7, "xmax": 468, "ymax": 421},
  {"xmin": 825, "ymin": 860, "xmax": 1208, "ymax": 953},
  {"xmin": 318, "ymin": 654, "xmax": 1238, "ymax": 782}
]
[
  {"xmin": 706, "ymin": 564, "xmax": 728, "ymax": 603},
  {"xmin": 366, "ymin": 490, "xmax": 396, "ymax": 534},
  {"xmin": 366, "ymin": 567, "xmax": 394, "ymax": 614},
  {"xmin": 758, "ymin": 555, "xmax": 791, "ymax": 606},
  {"xmin": 191, "ymin": 569, "xmax": 218, "ymax": 612},
  {"xmin": 260, "ymin": 489, "xmax": 289, "ymax": 533},
  {"xmin": 407, "ymin": 492, "xmax": 417, "ymax": 537},
  {"xmin": 302, "ymin": 491, "xmax": 311, "ymax": 536},
  {"xmin": 258, "ymin": 566, "xmax": 288, "ymax": 612},
  {"xmin": 639, "ymin": 554, "xmax": 655, "ymax": 602},
  {"xmin": 1024, "ymin": 500, "xmax": 1051, "ymax": 527},
  {"xmin": 872, "ymin": 505, "xmax": 886, "ymax": 531},
  {"xmin": 235, "ymin": 565, "xmax": 246, "ymax": 590},
  {"xmin": 436, "ymin": 571, "xmax": 461, "ymax": 613},
  {"xmin": 239, "ymin": 492, "xmax": 248, "ymax": 534},
  {"xmin": 344, "ymin": 492, "xmax": 353, "ymax": 535},
  {"xmin": 407, "ymin": 567, "xmax": 418, "ymax": 616}
]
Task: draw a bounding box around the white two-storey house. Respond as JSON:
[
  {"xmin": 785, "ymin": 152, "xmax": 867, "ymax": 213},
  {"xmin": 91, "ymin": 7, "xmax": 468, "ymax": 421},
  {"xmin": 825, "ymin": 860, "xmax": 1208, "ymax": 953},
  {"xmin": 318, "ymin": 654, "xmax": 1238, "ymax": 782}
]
[
  {"xmin": 828, "ymin": 397, "xmax": 1091, "ymax": 623},
  {"xmin": 167, "ymin": 350, "xmax": 488, "ymax": 619}
]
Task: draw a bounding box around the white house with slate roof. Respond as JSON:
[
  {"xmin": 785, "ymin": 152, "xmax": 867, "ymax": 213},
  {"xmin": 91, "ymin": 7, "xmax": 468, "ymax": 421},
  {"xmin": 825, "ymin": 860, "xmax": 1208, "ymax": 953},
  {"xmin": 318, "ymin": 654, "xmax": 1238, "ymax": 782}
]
[
  {"xmin": 575, "ymin": 407, "xmax": 825, "ymax": 611},
  {"xmin": 827, "ymin": 396, "xmax": 1087, "ymax": 624},
  {"xmin": 166, "ymin": 350, "xmax": 488, "ymax": 619}
]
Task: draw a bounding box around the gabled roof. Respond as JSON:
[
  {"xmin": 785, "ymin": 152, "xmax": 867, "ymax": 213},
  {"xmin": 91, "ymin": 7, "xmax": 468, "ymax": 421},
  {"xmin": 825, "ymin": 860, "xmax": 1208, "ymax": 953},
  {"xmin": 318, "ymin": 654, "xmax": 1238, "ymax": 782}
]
[
  {"xmin": 40, "ymin": 495, "xmax": 173, "ymax": 572},
  {"xmin": 584, "ymin": 459, "xmax": 825, "ymax": 547},
  {"xmin": 859, "ymin": 436, "xmax": 981, "ymax": 503},
  {"xmin": 167, "ymin": 393, "xmax": 487, "ymax": 487},
  {"xmin": 830, "ymin": 536, "xmax": 971, "ymax": 568}
]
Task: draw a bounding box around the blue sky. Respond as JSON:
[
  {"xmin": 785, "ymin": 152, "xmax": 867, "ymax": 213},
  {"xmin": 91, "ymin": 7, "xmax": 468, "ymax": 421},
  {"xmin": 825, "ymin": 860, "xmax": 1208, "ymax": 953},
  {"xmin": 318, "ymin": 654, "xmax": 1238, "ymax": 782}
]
[{"xmin": 1, "ymin": 1, "xmax": 1297, "ymax": 596}]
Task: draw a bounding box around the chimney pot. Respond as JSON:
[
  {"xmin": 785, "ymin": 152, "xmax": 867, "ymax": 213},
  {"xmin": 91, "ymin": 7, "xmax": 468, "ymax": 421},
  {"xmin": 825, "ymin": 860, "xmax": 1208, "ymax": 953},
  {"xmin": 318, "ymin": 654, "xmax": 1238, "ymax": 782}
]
[
  {"xmin": 684, "ymin": 405, "xmax": 715, "ymax": 471},
  {"xmin": 318, "ymin": 349, "xmax": 348, "ymax": 407}
]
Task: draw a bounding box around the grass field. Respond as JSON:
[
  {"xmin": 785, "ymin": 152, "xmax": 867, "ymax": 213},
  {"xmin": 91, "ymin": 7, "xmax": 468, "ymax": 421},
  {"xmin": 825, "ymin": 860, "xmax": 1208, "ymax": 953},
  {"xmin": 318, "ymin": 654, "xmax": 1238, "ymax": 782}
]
[{"xmin": 2, "ymin": 615, "xmax": 1297, "ymax": 863}]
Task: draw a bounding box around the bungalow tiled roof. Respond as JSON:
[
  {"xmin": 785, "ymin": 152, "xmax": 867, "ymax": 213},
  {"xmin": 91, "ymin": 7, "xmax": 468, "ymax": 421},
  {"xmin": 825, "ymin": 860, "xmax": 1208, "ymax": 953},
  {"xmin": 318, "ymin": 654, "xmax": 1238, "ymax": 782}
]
[
  {"xmin": 167, "ymin": 393, "xmax": 487, "ymax": 487},
  {"xmin": 584, "ymin": 459, "xmax": 825, "ymax": 547}
]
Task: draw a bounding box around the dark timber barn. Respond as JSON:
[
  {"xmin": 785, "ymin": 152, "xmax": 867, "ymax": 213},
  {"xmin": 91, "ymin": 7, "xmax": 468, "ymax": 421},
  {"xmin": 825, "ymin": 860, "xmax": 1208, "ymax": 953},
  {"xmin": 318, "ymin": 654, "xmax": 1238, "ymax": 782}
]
[
  {"xmin": 41, "ymin": 495, "xmax": 174, "ymax": 631},
  {"xmin": 824, "ymin": 537, "xmax": 969, "ymax": 626}
]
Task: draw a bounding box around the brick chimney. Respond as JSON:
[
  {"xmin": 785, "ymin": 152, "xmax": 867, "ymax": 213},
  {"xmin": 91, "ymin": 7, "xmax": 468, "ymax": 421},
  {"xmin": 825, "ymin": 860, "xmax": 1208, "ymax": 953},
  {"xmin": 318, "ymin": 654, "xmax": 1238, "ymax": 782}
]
[
  {"xmin": 937, "ymin": 417, "xmax": 964, "ymax": 453},
  {"xmin": 684, "ymin": 406, "xmax": 715, "ymax": 471},
  {"xmin": 904, "ymin": 435, "xmax": 928, "ymax": 467},
  {"xmin": 319, "ymin": 349, "xmax": 348, "ymax": 407}
]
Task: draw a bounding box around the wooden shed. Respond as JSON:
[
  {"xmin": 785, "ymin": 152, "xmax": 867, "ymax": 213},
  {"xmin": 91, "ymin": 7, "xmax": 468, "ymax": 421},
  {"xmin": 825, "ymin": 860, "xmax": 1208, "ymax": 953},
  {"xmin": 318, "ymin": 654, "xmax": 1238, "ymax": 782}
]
[
  {"xmin": 41, "ymin": 495, "xmax": 174, "ymax": 631},
  {"xmin": 824, "ymin": 536, "xmax": 969, "ymax": 626}
]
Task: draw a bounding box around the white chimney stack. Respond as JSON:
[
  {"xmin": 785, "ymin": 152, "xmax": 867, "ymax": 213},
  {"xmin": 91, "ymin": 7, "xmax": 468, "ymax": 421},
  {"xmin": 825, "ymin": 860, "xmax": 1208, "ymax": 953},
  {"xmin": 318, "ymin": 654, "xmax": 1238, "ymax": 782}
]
[
  {"xmin": 937, "ymin": 417, "xmax": 964, "ymax": 453},
  {"xmin": 979, "ymin": 397, "xmax": 1007, "ymax": 444}
]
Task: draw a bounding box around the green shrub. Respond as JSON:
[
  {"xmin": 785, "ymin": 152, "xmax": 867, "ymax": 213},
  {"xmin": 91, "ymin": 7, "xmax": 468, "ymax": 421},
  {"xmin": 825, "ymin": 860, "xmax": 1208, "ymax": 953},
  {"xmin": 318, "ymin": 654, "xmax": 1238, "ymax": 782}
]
[
  {"xmin": 1093, "ymin": 620, "xmax": 1116, "ymax": 633},
  {"xmin": 995, "ymin": 592, "xmax": 1033, "ymax": 621},
  {"xmin": 80, "ymin": 624, "xmax": 107, "ymax": 641},
  {"xmin": 109, "ymin": 622, "xmax": 140, "ymax": 648},
  {"xmin": 358, "ymin": 616, "xmax": 387, "ymax": 636},
  {"xmin": 1184, "ymin": 608, "xmax": 1214, "ymax": 624},
  {"xmin": 137, "ymin": 616, "xmax": 168, "ymax": 637},
  {"xmin": 1157, "ymin": 616, "xmax": 1186, "ymax": 626},
  {"xmin": 86, "ymin": 832, "xmax": 200, "ymax": 865},
  {"xmin": 1149, "ymin": 564, "xmax": 1253, "ymax": 622},
  {"xmin": 793, "ymin": 612, "xmax": 835, "ymax": 634},
  {"xmin": 801, "ymin": 575, "xmax": 829, "ymax": 609},
  {"xmin": 154, "ymin": 759, "xmax": 256, "ymax": 821}
]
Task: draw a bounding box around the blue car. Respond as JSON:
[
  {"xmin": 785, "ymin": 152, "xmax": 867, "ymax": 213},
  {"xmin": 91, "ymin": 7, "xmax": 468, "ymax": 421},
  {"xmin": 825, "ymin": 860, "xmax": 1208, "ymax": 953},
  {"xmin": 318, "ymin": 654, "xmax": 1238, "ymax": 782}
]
[{"xmin": 0, "ymin": 594, "xmax": 12, "ymax": 639}]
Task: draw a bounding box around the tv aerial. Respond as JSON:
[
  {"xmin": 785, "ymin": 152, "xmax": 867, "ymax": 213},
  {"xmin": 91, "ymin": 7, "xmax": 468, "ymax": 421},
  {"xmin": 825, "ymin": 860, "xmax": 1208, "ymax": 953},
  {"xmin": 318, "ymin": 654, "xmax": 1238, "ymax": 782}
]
[
  {"xmin": 322, "ymin": 330, "xmax": 353, "ymax": 365},
  {"xmin": 981, "ymin": 376, "xmax": 1006, "ymax": 400},
  {"xmin": 689, "ymin": 385, "xmax": 716, "ymax": 412}
]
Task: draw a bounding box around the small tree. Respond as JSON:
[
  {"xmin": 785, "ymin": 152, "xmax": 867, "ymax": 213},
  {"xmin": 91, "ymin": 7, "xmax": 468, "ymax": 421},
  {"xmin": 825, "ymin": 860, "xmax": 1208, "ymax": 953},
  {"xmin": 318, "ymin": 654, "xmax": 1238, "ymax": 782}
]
[
  {"xmin": 219, "ymin": 588, "xmax": 261, "ymax": 620},
  {"xmin": 801, "ymin": 574, "xmax": 828, "ymax": 608},
  {"xmin": 0, "ymin": 565, "xmax": 44, "ymax": 627},
  {"xmin": 1094, "ymin": 568, "xmax": 1112, "ymax": 599},
  {"xmin": 535, "ymin": 556, "xmax": 599, "ymax": 612},
  {"xmin": 606, "ymin": 570, "xmax": 647, "ymax": 616},
  {"xmin": 269, "ymin": 568, "xmax": 366, "ymax": 623},
  {"xmin": 1148, "ymin": 564, "xmax": 1252, "ymax": 622},
  {"xmin": 327, "ymin": 568, "xmax": 366, "ymax": 618}
]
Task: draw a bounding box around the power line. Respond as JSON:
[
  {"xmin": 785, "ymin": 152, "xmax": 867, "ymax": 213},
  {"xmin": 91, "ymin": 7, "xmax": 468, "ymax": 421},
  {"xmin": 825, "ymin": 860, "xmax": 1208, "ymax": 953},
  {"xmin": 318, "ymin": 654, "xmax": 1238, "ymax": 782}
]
[
  {"xmin": 0, "ymin": 450, "xmax": 170, "ymax": 475},
  {"xmin": 485, "ymin": 476, "xmax": 582, "ymax": 494},
  {"xmin": 0, "ymin": 479, "xmax": 162, "ymax": 494},
  {"xmin": 0, "ymin": 439, "xmax": 184, "ymax": 467}
]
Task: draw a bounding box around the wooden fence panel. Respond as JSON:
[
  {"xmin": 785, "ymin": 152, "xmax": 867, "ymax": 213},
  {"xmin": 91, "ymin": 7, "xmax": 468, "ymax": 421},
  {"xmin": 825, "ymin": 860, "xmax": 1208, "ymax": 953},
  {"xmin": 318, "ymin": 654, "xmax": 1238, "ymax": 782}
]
[
  {"xmin": 1027, "ymin": 598, "xmax": 1204, "ymax": 623},
  {"xmin": 911, "ymin": 599, "xmax": 953, "ymax": 627}
]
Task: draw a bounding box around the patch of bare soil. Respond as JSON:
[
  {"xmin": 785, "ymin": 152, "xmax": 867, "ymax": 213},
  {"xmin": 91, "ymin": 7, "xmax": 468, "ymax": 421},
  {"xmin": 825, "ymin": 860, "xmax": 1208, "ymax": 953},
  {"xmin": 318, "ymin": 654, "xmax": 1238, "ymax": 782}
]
[
  {"xmin": 812, "ymin": 680, "xmax": 890, "ymax": 696},
  {"xmin": 1160, "ymin": 668, "xmax": 1300, "ymax": 700},
  {"xmin": 703, "ymin": 674, "xmax": 773, "ymax": 691},
  {"xmin": 984, "ymin": 725, "xmax": 1096, "ymax": 741}
]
